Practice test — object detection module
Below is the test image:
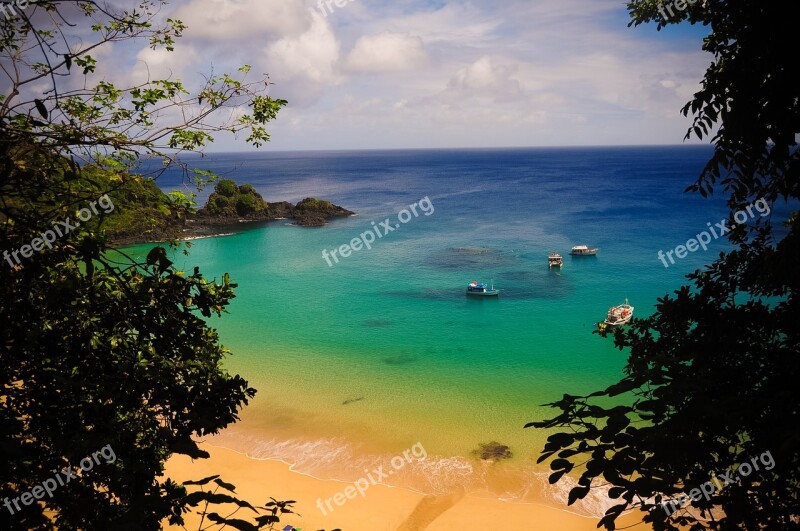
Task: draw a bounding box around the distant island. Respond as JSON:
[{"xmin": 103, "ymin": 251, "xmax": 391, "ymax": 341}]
[{"xmin": 104, "ymin": 176, "xmax": 354, "ymax": 246}]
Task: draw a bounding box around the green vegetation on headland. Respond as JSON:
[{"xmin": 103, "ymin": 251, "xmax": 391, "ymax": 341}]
[
  {"xmin": 76, "ymin": 169, "xmax": 354, "ymax": 245},
  {"xmin": 1, "ymin": 160, "xmax": 353, "ymax": 247},
  {"xmin": 0, "ymin": 148, "xmax": 182, "ymax": 244},
  {"xmin": 84, "ymin": 166, "xmax": 186, "ymax": 244},
  {"xmin": 204, "ymin": 180, "xmax": 268, "ymax": 218},
  {"xmin": 193, "ymin": 178, "xmax": 354, "ymax": 233}
]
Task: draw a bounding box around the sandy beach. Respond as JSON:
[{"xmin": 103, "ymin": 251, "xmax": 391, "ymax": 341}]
[{"xmin": 164, "ymin": 444, "xmax": 645, "ymax": 531}]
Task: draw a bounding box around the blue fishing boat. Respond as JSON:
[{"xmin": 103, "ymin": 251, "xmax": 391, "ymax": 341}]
[{"xmin": 466, "ymin": 280, "xmax": 499, "ymax": 297}]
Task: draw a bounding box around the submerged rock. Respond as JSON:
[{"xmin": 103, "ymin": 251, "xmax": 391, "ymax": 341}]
[
  {"xmin": 383, "ymin": 354, "xmax": 416, "ymax": 365},
  {"xmin": 428, "ymin": 247, "xmax": 516, "ymax": 270},
  {"xmin": 363, "ymin": 319, "xmax": 393, "ymax": 328},
  {"xmin": 473, "ymin": 441, "xmax": 513, "ymax": 461}
]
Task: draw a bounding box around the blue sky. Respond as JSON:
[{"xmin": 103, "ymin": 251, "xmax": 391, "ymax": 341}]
[{"xmin": 92, "ymin": 0, "xmax": 714, "ymax": 151}]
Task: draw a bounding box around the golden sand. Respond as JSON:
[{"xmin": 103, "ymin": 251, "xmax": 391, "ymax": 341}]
[{"xmin": 164, "ymin": 444, "xmax": 646, "ymax": 531}]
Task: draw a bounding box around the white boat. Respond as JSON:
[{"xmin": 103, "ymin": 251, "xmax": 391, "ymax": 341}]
[
  {"xmin": 548, "ymin": 253, "xmax": 563, "ymax": 268},
  {"xmin": 570, "ymin": 245, "xmax": 598, "ymax": 256},
  {"xmin": 466, "ymin": 280, "xmax": 499, "ymax": 296},
  {"xmin": 604, "ymin": 298, "xmax": 634, "ymax": 325}
]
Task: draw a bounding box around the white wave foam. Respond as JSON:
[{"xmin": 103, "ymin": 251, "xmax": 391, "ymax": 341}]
[
  {"xmin": 208, "ymin": 431, "xmax": 615, "ymax": 518},
  {"xmin": 181, "ymin": 232, "xmax": 236, "ymax": 241}
]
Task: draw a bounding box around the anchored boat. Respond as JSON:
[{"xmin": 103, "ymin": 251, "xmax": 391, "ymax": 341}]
[
  {"xmin": 570, "ymin": 245, "xmax": 598, "ymax": 256},
  {"xmin": 603, "ymin": 298, "xmax": 634, "ymax": 326},
  {"xmin": 466, "ymin": 280, "xmax": 499, "ymax": 297},
  {"xmin": 548, "ymin": 253, "xmax": 563, "ymax": 268}
]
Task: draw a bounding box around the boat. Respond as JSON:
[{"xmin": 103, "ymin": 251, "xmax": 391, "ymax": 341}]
[
  {"xmin": 466, "ymin": 280, "xmax": 499, "ymax": 296},
  {"xmin": 548, "ymin": 253, "xmax": 563, "ymax": 268},
  {"xmin": 603, "ymin": 298, "xmax": 634, "ymax": 326},
  {"xmin": 570, "ymin": 245, "xmax": 599, "ymax": 256}
]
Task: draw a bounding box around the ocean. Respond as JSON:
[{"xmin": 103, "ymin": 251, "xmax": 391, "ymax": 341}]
[{"xmin": 124, "ymin": 145, "xmax": 733, "ymax": 515}]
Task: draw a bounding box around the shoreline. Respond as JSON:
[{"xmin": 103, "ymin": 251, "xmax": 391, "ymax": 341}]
[
  {"xmin": 110, "ymin": 218, "xmax": 296, "ymax": 248},
  {"xmin": 164, "ymin": 443, "xmax": 645, "ymax": 530},
  {"xmin": 110, "ymin": 212, "xmax": 358, "ymax": 248}
]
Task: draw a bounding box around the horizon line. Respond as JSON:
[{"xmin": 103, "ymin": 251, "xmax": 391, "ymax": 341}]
[{"xmin": 175, "ymin": 143, "xmax": 712, "ymax": 156}]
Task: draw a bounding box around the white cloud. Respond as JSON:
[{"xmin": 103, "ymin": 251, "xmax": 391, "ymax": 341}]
[
  {"xmin": 447, "ymin": 56, "xmax": 523, "ymax": 102},
  {"xmin": 345, "ymin": 33, "xmax": 430, "ymax": 74},
  {"xmin": 171, "ymin": 0, "xmax": 310, "ymax": 41},
  {"xmin": 68, "ymin": 0, "xmax": 710, "ymax": 150},
  {"xmin": 264, "ymin": 10, "xmax": 343, "ymax": 105},
  {"xmin": 130, "ymin": 46, "xmax": 200, "ymax": 85}
]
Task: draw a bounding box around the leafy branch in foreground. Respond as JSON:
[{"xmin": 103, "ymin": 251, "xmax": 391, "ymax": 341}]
[
  {"xmin": 181, "ymin": 475, "xmax": 293, "ymax": 531},
  {"xmin": 2, "ymin": 2, "xmax": 286, "ymax": 156},
  {"xmin": 178, "ymin": 474, "xmax": 343, "ymax": 531},
  {"xmin": 1, "ymin": 2, "xmax": 295, "ymax": 529},
  {"xmin": 530, "ymin": 1, "xmax": 799, "ymax": 530}
]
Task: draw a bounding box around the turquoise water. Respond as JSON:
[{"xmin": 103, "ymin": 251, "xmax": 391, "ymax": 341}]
[{"xmin": 125, "ymin": 146, "xmax": 742, "ymax": 510}]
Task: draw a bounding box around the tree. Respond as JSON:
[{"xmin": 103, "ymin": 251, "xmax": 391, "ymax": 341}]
[
  {"xmin": 204, "ymin": 180, "xmax": 267, "ymax": 217},
  {"xmin": 529, "ymin": 1, "xmax": 799, "ymax": 530},
  {"xmin": 0, "ymin": 1, "xmax": 296, "ymax": 529},
  {"xmin": 216, "ymin": 180, "xmax": 239, "ymax": 198}
]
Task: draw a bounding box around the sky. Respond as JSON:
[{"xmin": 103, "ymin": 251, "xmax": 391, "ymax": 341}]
[{"xmin": 82, "ymin": 0, "xmax": 714, "ymax": 151}]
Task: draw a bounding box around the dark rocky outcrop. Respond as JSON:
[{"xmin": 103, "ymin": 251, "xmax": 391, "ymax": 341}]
[
  {"xmin": 108, "ymin": 178, "xmax": 354, "ymax": 246},
  {"xmin": 472, "ymin": 441, "xmax": 513, "ymax": 461},
  {"xmin": 191, "ymin": 180, "xmax": 354, "ymax": 229},
  {"xmin": 260, "ymin": 198, "xmax": 354, "ymax": 227}
]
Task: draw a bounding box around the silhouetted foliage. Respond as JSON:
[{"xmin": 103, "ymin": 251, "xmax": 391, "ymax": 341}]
[
  {"xmin": 529, "ymin": 1, "xmax": 799, "ymax": 530},
  {"xmin": 182, "ymin": 475, "xmax": 340, "ymax": 531},
  {"xmin": 0, "ymin": 2, "xmax": 302, "ymax": 529}
]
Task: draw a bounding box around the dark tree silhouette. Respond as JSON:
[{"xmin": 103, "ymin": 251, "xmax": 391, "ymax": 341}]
[
  {"xmin": 0, "ymin": 2, "xmax": 306, "ymax": 529},
  {"xmin": 529, "ymin": 1, "xmax": 799, "ymax": 530}
]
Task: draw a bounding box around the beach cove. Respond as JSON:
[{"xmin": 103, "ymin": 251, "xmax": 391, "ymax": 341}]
[{"xmin": 130, "ymin": 146, "xmax": 725, "ymax": 529}]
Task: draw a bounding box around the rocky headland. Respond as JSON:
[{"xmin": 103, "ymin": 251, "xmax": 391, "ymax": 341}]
[{"xmin": 110, "ymin": 178, "xmax": 354, "ymax": 245}]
